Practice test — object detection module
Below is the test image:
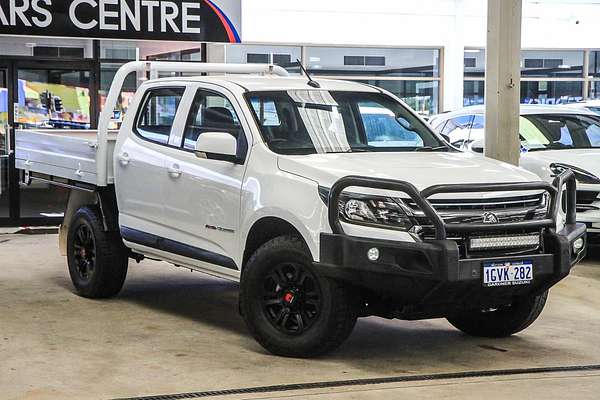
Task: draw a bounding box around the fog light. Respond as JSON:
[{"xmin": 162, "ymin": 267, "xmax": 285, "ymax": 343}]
[
  {"xmin": 367, "ymin": 247, "xmax": 380, "ymax": 261},
  {"xmin": 573, "ymin": 237, "xmax": 585, "ymax": 252}
]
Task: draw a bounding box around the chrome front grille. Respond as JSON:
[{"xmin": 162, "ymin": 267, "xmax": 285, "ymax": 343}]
[
  {"xmin": 407, "ymin": 193, "xmax": 548, "ymax": 257},
  {"xmin": 407, "ymin": 193, "xmax": 548, "ymax": 226}
]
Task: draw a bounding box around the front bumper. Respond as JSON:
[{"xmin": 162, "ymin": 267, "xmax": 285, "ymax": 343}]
[
  {"xmin": 316, "ymin": 223, "xmax": 586, "ymax": 317},
  {"xmin": 316, "ymin": 170, "xmax": 586, "ymax": 319}
]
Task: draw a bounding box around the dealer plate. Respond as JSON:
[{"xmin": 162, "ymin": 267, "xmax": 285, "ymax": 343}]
[{"xmin": 483, "ymin": 260, "xmax": 533, "ymax": 287}]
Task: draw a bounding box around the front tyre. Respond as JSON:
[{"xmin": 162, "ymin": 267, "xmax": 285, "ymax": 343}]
[
  {"xmin": 67, "ymin": 206, "xmax": 128, "ymax": 299},
  {"xmin": 447, "ymin": 291, "xmax": 549, "ymax": 337},
  {"xmin": 240, "ymin": 235, "xmax": 357, "ymax": 358}
]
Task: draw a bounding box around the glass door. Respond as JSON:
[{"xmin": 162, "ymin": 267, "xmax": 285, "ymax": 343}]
[
  {"xmin": 0, "ymin": 69, "xmax": 9, "ymax": 218},
  {"xmin": 15, "ymin": 66, "xmax": 92, "ymax": 218}
]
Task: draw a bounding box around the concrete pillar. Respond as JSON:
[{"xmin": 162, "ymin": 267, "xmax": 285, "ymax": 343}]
[{"xmin": 484, "ymin": 0, "xmax": 522, "ymax": 166}]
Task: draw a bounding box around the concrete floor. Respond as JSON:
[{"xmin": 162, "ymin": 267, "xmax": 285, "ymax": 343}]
[{"xmin": 1, "ymin": 234, "xmax": 600, "ymax": 400}]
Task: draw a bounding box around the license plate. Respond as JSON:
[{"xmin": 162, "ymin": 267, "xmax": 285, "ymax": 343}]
[{"xmin": 483, "ymin": 260, "xmax": 533, "ymax": 287}]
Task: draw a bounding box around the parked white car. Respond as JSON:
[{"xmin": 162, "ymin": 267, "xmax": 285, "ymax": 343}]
[
  {"xmin": 563, "ymin": 99, "xmax": 600, "ymax": 115},
  {"xmin": 15, "ymin": 62, "xmax": 586, "ymax": 357},
  {"xmin": 430, "ymin": 105, "xmax": 600, "ymax": 239}
]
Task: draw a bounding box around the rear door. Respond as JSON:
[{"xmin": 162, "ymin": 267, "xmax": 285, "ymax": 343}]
[
  {"xmin": 115, "ymin": 85, "xmax": 187, "ymax": 237},
  {"xmin": 160, "ymin": 84, "xmax": 249, "ymax": 273}
]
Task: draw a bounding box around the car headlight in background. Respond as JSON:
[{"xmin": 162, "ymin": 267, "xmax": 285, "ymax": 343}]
[{"xmin": 550, "ymin": 163, "xmax": 600, "ymax": 185}]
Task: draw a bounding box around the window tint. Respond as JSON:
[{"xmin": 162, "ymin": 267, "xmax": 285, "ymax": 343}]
[
  {"xmin": 136, "ymin": 88, "xmax": 184, "ymax": 145},
  {"xmin": 251, "ymin": 98, "xmax": 281, "ymax": 127},
  {"xmin": 246, "ymin": 91, "xmax": 444, "ymax": 154},
  {"xmin": 520, "ymin": 114, "xmax": 600, "ymax": 150},
  {"xmin": 358, "ymin": 100, "xmax": 424, "ymax": 147},
  {"xmin": 183, "ymin": 90, "xmax": 242, "ymax": 151},
  {"xmin": 471, "ymin": 115, "xmax": 485, "ymax": 129}
]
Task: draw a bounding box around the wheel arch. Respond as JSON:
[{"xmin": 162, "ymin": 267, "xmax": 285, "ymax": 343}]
[
  {"xmin": 242, "ymin": 216, "xmax": 313, "ymax": 269},
  {"xmin": 59, "ymin": 186, "xmax": 120, "ymax": 256}
]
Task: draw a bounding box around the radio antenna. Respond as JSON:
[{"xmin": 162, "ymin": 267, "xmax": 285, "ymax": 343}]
[{"xmin": 297, "ymin": 59, "xmax": 321, "ymax": 88}]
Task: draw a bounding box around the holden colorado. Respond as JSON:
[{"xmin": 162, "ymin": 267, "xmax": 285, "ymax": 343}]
[{"xmin": 15, "ymin": 62, "xmax": 586, "ymax": 357}]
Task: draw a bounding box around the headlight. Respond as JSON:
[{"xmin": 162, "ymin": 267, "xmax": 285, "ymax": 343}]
[
  {"xmin": 338, "ymin": 193, "xmax": 416, "ymax": 231},
  {"xmin": 550, "ymin": 163, "xmax": 600, "ymax": 184}
]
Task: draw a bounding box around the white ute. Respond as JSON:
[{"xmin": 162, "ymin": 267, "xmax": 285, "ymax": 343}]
[{"xmin": 16, "ymin": 62, "xmax": 587, "ymax": 357}]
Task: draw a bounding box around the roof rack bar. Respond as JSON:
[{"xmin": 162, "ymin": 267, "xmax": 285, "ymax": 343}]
[{"xmin": 96, "ymin": 61, "xmax": 289, "ymax": 186}]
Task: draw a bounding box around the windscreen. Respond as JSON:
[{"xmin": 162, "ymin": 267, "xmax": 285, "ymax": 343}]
[
  {"xmin": 520, "ymin": 114, "xmax": 600, "ymax": 151},
  {"xmin": 246, "ymin": 90, "xmax": 446, "ymax": 155}
]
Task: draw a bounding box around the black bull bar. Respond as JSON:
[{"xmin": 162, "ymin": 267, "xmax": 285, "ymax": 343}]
[{"xmin": 327, "ymin": 169, "xmax": 577, "ymax": 239}]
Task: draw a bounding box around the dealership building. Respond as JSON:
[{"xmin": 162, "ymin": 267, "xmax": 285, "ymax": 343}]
[{"xmin": 1, "ymin": 0, "xmax": 600, "ymax": 226}]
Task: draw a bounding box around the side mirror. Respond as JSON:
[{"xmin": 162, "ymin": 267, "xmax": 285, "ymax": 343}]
[
  {"xmin": 195, "ymin": 132, "xmax": 238, "ymax": 163},
  {"xmin": 469, "ymin": 139, "xmax": 485, "ymax": 153},
  {"xmin": 440, "ymin": 134, "xmax": 451, "ymax": 143}
]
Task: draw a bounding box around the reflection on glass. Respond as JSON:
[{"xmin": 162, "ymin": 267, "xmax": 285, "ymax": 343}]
[
  {"xmin": 589, "ymin": 81, "xmax": 600, "ymax": 100},
  {"xmin": 16, "ymin": 69, "xmax": 91, "ymax": 129},
  {"xmin": 463, "ymin": 80, "xmax": 485, "ymax": 106},
  {"xmin": 222, "ymin": 44, "xmax": 302, "ymax": 74},
  {"xmin": 0, "ymin": 69, "xmax": 8, "ymax": 217},
  {"xmin": 246, "ymin": 91, "xmax": 443, "ymax": 155},
  {"xmin": 464, "ymin": 49, "xmax": 485, "ymax": 78},
  {"xmin": 100, "ymin": 64, "xmax": 137, "ymax": 130},
  {"xmin": 521, "ymin": 50, "xmax": 584, "ymax": 78},
  {"xmin": 520, "ymin": 81, "xmax": 583, "ymax": 104},
  {"xmin": 307, "ymin": 47, "xmax": 440, "ymax": 77},
  {"xmin": 357, "ymin": 80, "xmax": 439, "ymax": 116},
  {"xmin": 16, "ymin": 68, "xmax": 89, "ymax": 218},
  {"xmin": 590, "ymin": 51, "xmax": 600, "ymax": 78}
]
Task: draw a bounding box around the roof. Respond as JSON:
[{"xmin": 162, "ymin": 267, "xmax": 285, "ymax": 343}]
[
  {"xmin": 431, "ymin": 104, "xmax": 599, "ymax": 121},
  {"xmin": 146, "ymin": 75, "xmax": 380, "ymax": 93}
]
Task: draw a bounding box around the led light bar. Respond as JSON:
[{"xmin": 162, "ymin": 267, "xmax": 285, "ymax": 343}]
[{"xmin": 469, "ymin": 234, "xmax": 541, "ymax": 250}]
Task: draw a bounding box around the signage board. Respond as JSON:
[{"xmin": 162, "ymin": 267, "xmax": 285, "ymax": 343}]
[{"xmin": 0, "ymin": 0, "xmax": 241, "ymax": 43}]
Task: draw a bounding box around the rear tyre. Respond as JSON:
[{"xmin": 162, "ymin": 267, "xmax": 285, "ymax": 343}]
[
  {"xmin": 67, "ymin": 206, "xmax": 128, "ymax": 299},
  {"xmin": 240, "ymin": 235, "xmax": 358, "ymax": 358},
  {"xmin": 447, "ymin": 291, "xmax": 549, "ymax": 337}
]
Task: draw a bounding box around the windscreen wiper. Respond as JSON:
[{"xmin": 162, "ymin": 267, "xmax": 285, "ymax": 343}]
[{"xmin": 414, "ymin": 145, "xmax": 448, "ymax": 152}]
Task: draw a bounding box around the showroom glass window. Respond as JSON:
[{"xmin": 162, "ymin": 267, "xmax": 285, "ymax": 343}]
[
  {"xmin": 218, "ymin": 44, "xmax": 302, "ymax": 74},
  {"xmin": 463, "ymin": 49, "xmax": 585, "ymax": 106},
  {"xmin": 589, "ymin": 51, "xmax": 600, "ymax": 100},
  {"xmin": 99, "ymin": 40, "xmax": 204, "ymax": 129},
  {"xmin": 305, "ymin": 47, "xmax": 441, "ymax": 116},
  {"xmin": 463, "ymin": 49, "xmax": 485, "ymax": 106}
]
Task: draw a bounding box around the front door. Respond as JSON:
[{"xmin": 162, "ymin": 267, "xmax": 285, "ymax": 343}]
[{"xmin": 161, "ymin": 86, "xmax": 247, "ymax": 271}]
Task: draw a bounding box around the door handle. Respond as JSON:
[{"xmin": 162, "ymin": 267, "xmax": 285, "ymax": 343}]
[
  {"xmin": 167, "ymin": 164, "xmax": 182, "ymax": 178},
  {"xmin": 118, "ymin": 152, "xmax": 130, "ymax": 166}
]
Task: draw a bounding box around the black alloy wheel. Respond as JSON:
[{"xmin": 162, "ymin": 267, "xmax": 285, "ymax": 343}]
[
  {"xmin": 240, "ymin": 235, "xmax": 358, "ymax": 357},
  {"xmin": 262, "ymin": 262, "xmax": 322, "ymax": 335},
  {"xmin": 67, "ymin": 206, "xmax": 128, "ymax": 299},
  {"xmin": 73, "ymin": 223, "xmax": 97, "ymax": 282}
]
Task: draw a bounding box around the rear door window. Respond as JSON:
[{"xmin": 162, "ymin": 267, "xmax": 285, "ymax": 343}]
[{"xmin": 136, "ymin": 87, "xmax": 185, "ymax": 145}]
